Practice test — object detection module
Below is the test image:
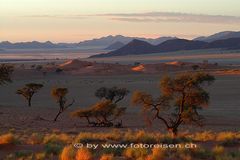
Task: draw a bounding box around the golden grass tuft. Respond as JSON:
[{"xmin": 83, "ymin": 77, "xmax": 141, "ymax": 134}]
[
  {"xmin": 27, "ymin": 133, "xmax": 44, "ymax": 145},
  {"xmin": 146, "ymin": 148, "xmax": 165, "ymax": 160},
  {"xmin": 123, "ymin": 147, "xmax": 148, "ymax": 160},
  {"xmin": 212, "ymin": 145, "xmax": 225, "ymax": 155},
  {"xmin": 43, "ymin": 133, "xmax": 72, "ymax": 144},
  {"xmin": 100, "ymin": 154, "xmax": 114, "ymax": 160},
  {"xmin": 216, "ymin": 132, "xmax": 236, "ymax": 141},
  {"xmin": 192, "ymin": 131, "xmax": 215, "ymax": 141},
  {"xmin": 75, "ymin": 148, "xmax": 92, "ymax": 160},
  {"xmin": 60, "ymin": 145, "xmax": 76, "ymax": 160},
  {"xmin": 35, "ymin": 152, "xmax": 46, "ymax": 160},
  {"xmin": 0, "ymin": 133, "xmax": 15, "ymax": 144}
]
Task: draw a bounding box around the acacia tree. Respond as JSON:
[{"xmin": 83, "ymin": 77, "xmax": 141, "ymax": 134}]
[
  {"xmin": 51, "ymin": 87, "xmax": 74, "ymax": 121},
  {"xmin": 132, "ymin": 72, "xmax": 215, "ymax": 136},
  {"xmin": 95, "ymin": 87, "xmax": 129, "ymax": 104},
  {"xmin": 0, "ymin": 64, "xmax": 14, "ymax": 85},
  {"xmin": 16, "ymin": 83, "xmax": 43, "ymax": 107},
  {"xmin": 72, "ymin": 100, "xmax": 126, "ymax": 127}
]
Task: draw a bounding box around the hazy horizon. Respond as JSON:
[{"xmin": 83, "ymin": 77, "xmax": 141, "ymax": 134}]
[{"xmin": 1, "ymin": 0, "xmax": 240, "ymax": 42}]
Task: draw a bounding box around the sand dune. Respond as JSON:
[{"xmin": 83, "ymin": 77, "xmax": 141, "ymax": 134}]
[{"xmin": 57, "ymin": 59, "xmax": 223, "ymax": 75}]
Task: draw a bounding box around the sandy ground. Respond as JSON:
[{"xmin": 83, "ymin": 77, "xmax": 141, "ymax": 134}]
[{"xmin": 0, "ymin": 60, "xmax": 240, "ymax": 134}]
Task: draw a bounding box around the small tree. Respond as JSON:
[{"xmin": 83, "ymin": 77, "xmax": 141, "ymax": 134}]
[
  {"xmin": 192, "ymin": 65, "xmax": 199, "ymax": 70},
  {"xmin": 72, "ymin": 100, "xmax": 126, "ymax": 127},
  {"xmin": 51, "ymin": 87, "xmax": 74, "ymax": 121},
  {"xmin": 0, "ymin": 64, "xmax": 14, "ymax": 85},
  {"xmin": 95, "ymin": 87, "xmax": 129, "ymax": 104},
  {"xmin": 132, "ymin": 72, "xmax": 215, "ymax": 137},
  {"xmin": 16, "ymin": 83, "xmax": 43, "ymax": 107}
]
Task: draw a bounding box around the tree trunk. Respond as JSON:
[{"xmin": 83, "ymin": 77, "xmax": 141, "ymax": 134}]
[
  {"xmin": 54, "ymin": 111, "xmax": 62, "ymax": 121},
  {"xmin": 28, "ymin": 97, "xmax": 32, "ymax": 107},
  {"xmin": 168, "ymin": 127, "xmax": 178, "ymax": 137}
]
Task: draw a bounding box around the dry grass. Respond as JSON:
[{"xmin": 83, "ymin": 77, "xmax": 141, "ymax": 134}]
[
  {"xmin": 1, "ymin": 130, "xmax": 240, "ymax": 160},
  {"xmin": 123, "ymin": 147, "xmax": 148, "ymax": 160},
  {"xmin": 0, "ymin": 133, "xmax": 15, "ymax": 144},
  {"xmin": 75, "ymin": 148, "xmax": 92, "ymax": 160},
  {"xmin": 212, "ymin": 145, "xmax": 225, "ymax": 155},
  {"xmin": 146, "ymin": 148, "xmax": 165, "ymax": 160},
  {"xmin": 100, "ymin": 154, "xmax": 114, "ymax": 160},
  {"xmin": 27, "ymin": 133, "xmax": 44, "ymax": 145},
  {"xmin": 60, "ymin": 145, "xmax": 75, "ymax": 160},
  {"xmin": 43, "ymin": 133, "xmax": 72, "ymax": 145},
  {"xmin": 192, "ymin": 131, "xmax": 215, "ymax": 141}
]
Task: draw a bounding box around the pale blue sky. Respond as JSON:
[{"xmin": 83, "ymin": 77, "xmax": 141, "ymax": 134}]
[{"xmin": 1, "ymin": 0, "xmax": 240, "ymax": 42}]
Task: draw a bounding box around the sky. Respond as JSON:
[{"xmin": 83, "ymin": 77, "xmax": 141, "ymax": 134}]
[{"xmin": 1, "ymin": 0, "xmax": 240, "ymax": 42}]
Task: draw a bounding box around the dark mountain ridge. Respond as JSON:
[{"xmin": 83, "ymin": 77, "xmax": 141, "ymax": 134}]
[
  {"xmin": 0, "ymin": 41, "xmax": 67, "ymax": 49},
  {"xmin": 90, "ymin": 37, "xmax": 240, "ymax": 58}
]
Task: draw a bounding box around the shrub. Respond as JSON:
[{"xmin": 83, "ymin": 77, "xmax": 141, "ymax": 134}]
[
  {"xmin": 15, "ymin": 150, "xmax": 33, "ymax": 159},
  {"xmin": 100, "ymin": 154, "xmax": 114, "ymax": 160},
  {"xmin": 123, "ymin": 147, "xmax": 148, "ymax": 160},
  {"xmin": 60, "ymin": 145, "xmax": 76, "ymax": 160},
  {"xmin": 212, "ymin": 146, "xmax": 224, "ymax": 155},
  {"xmin": 220, "ymin": 138, "xmax": 239, "ymax": 147},
  {"xmin": 75, "ymin": 148, "xmax": 93, "ymax": 160},
  {"xmin": 35, "ymin": 152, "xmax": 46, "ymax": 160},
  {"xmin": 216, "ymin": 132, "xmax": 236, "ymax": 141},
  {"xmin": 193, "ymin": 131, "xmax": 215, "ymax": 141},
  {"xmin": 0, "ymin": 133, "xmax": 15, "ymax": 144},
  {"xmin": 44, "ymin": 143, "xmax": 63, "ymax": 155},
  {"xmin": 146, "ymin": 148, "xmax": 165, "ymax": 160},
  {"xmin": 27, "ymin": 133, "xmax": 44, "ymax": 144},
  {"xmin": 43, "ymin": 133, "xmax": 71, "ymax": 145}
]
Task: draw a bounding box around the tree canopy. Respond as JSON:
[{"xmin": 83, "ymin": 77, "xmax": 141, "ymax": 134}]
[
  {"xmin": 95, "ymin": 86, "xmax": 129, "ymax": 104},
  {"xmin": 51, "ymin": 87, "xmax": 74, "ymax": 121},
  {"xmin": 16, "ymin": 83, "xmax": 43, "ymax": 107},
  {"xmin": 132, "ymin": 72, "xmax": 215, "ymax": 136},
  {"xmin": 0, "ymin": 64, "xmax": 14, "ymax": 85}
]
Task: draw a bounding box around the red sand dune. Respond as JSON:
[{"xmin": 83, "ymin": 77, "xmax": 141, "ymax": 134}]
[{"xmin": 56, "ymin": 59, "xmax": 227, "ymax": 75}]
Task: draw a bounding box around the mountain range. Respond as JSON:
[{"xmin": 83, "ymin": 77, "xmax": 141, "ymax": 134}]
[
  {"xmin": 0, "ymin": 41, "xmax": 67, "ymax": 49},
  {"xmin": 91, "ymin": 37, "xmax": 240, "ymax": 57},
  {"xmin": 0, "ymin": 31, "xmax": 240, "ymax": 50},
  {"xmin": 78, "ymin": 35, "xmax": 176, "ymax": 47},
  {"xmin": 193, "ymin": 31, "xmax": 240, "ymax": 42}
]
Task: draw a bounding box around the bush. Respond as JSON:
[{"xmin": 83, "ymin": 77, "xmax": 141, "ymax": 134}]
[
  {"xmin": 27, "ymin": 133, "xmax": 44, "ymax": 144},
  {"xmin": 123, "ymin": 147, "xmax": 148, "ymax": 160},
  {"xmin": 212, "ymin": 146, "xmax": 224, "ymax": 155},
  {"xmin": 193, "ymin": 131, "xmax": 215, "ymax": 141},
  {"xmin": 35, "ymin": 152, "xmax": 47, "ymax": 160},
  {"xmin": 44, "ymin": 143, "xmax": 63, "ymax": 155},
  {"xmin": 43, "ymin": 133, "xmax": 71, "ymax": 145},
  {"xmin": 60, "ymin": 145, "xmax": 76, "ymax": 160},
  {"xmin": 15, "ymin": 150, "xmax": 33, "ymax": 159},
  {"xmin": 146, "ymin": 148, "xmax": 165, "ymax": 160},
  {"xmin": 75, "ymin": 148, "xmax": 93, "ymax": 160},
  {"xmin": 0, "ymin": 133, "xmax": 15, "ymax": 144},
  {"xmin": 216, "ymin": 132, "xmax": 236, "ymax": 141},
  {"xmin": 220, "ymin": 139, "xmax": 239, "ymax": 147},
  {"xmin": 100, "ymin": 154, "xmax": 114, "ymax": 160}
]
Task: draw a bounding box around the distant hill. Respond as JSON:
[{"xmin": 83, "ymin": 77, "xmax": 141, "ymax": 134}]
[
  {"xmin": 0, "ymin": 41, "xmax": 67, "ymax": 49},
  {"xmin": 205, "ymin": 37, "xmax": 240, "ymax": 49},
  {"xmin": 194, "ymin": 31, "xmax": 240, "ymax": 42},
  {"xmin": 90, "ymin": 37, "xmax": 240, "ymax": 57},
  {"xmin": 105, "ymin": 41, "xmax": 125, "ymax": 50},
  {"xmin": 155, "ymin": 39, "xmax": 207, "ymax": 52},
  {"xmin": 100, "ymin": 39, "xmax": 156, "ymax": 57},
  {"xmin": 78, "ymin": 35, "xmax": 176, "ymax": 47}
]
